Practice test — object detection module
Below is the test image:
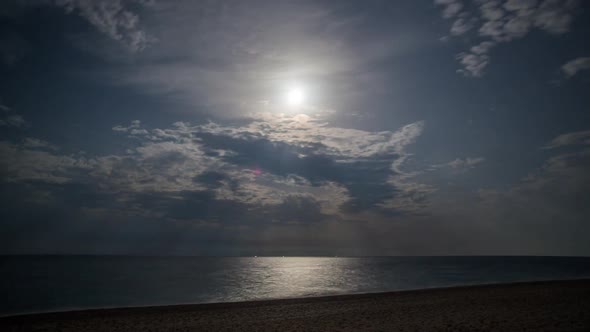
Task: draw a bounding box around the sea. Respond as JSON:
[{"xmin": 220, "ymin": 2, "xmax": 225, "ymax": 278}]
[{"xmin": 1, "ymin": 256, "xmax": 590, "ymax": 316}]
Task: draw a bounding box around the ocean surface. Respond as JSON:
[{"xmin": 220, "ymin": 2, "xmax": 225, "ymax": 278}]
[{"xmin": 1, "ymin": 256, "xmax": 590, "ymax": 316}]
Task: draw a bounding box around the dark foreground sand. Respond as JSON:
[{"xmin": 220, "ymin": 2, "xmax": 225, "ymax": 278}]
[{"xmin": 2, "ymin": 280, "xmax": 590, "ymax": 332}]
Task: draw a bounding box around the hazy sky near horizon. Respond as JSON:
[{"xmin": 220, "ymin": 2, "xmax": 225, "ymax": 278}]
[{"xmin": 1, "ymin": 0, "xmax": 589, "ymax": 256}]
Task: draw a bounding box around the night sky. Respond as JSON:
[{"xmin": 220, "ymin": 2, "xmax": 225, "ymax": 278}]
[{"xmin": 1, "ymin": 0, "xmax": 589, "ymax": 256}]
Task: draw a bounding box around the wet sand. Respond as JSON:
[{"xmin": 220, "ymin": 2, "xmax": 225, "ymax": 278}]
[{"xmin": 2, "ymin": 279, "xmax": 589, "ymax": 331}]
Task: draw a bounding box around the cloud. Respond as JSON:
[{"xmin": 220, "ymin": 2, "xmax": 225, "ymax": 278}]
[
  {"xmin": 434, "ymin": 0, "xmax": 464, "ymax": 19},
  {"xmin": 0, "ymin": 103, "xmax": 26, "ymax": 127},
  {"xmin": 477, "ymin": 0, "xmax": 579, "ymax": 41},
  {"xmin": 456, "ymin": 52, "xmax": 491, "ymax": 77},
  {"xmin": 0, "ymin": 114, "xmax": 25, "ymax": 127},
  {"xmin": 5, "ymin": 129, "xmax": 588, "ymax": 255},
  {"xmin": 1, "ymin": 0, "xmax": 154, "ymax": 51},
  {"xmin": 1, "ymin": 113, "xmax": 429, "ymax": 223},
  {"xmin": 480, "ymin": 148, "xmax": 590, "ymax": 235},
  {"xmin": 471, "ymin": 41, "xmax": 496, "ymax": 55},
  {"xmin": 435, "ymin": 0, "xmax": 581, "ymax": 77},
  {"xmin": 405, "ymin": 144, "xmax": 590, "ymax": 255},
  {"xmin": 180, "ymin": 114, "xmax": 426, "ymax": 212},
  {"xmin": 543, "ymin": 129, "xmax": 590, "ymax": 149},
  {"xmin": 22, "ymin": 138, "xmax": 59, "ymax": 151},
  {"xmin": 0, "ymin": 135, "xmax": 283, "ymax": 224},
  {"xmin": 454, "ymin": 130, "xmax": 590, "ymax": 254},
  {"xmin": 1, "ymin": 121, "xmax": 217, "ymax": 192},
  {"xmin": 1, "ymin": 116, "xmax": 355, "ymax": 222},
  {"xmin": 445, "ymin": 157, "xmax": 485, "ymax": 170},
  {"xmin": 525, "ymin": 150, "xmax": 590, "ymax": 192},
  {"xmin": 379, "ymin": 154, "xmax": 485, "ymax": 213},
  {"xmin": 95, "ymin": 0, "xmax": 432, "ymax": 118},
  {"xmin": 213, "ymin": 171, "xmax": 350, "ymax": 216},
  {"xmin": 450, "ymin": 17, "xmax": 475, "ymax": 36},
  {"xmin": 2, "ymin": 119, "xmax": 587, "ymax": 256},
  {"xmin": 112, "ymin": 119, "xmax": 149, "ymax": 136},
  {"xmin": 377, "ymin": 178, "xmax": 437, "ymax": 214},
  {"xmin": 54, "ymin": 0, "xmax": 154, "ymax": 51},
  {"xmin": 435, "ymin": 0, "xmax": 464, "ymax": 19},
  {"xmin": 0, "ymin": 141, "xmax": 92, "ymax": 184},
  {"xmin": 195, "ymin": 113, "xmax": 424, "ymax": 160},
  {"xmin": 562, "ymin": 57, "xmax": 590, "ymax": 78},
  {"xmin": 371, "ymin": 124, "xmax": 435, "ymax": 214},
  {"xmin": 480, "ymin": 1, "xmax": 505, "ymax": 21}
]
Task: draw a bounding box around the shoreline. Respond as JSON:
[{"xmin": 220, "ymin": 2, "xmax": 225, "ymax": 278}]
[
  {"xmin": 2, "ymin": 279, "xmax": 590, "ymax": 331},
  {"xmin": 2, "ymin": 278, "xmax": 588, "ymax": 318}
]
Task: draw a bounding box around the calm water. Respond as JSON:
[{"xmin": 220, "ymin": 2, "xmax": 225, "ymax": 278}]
[{"xmin": 1, "ymin": 256, "xmax": 590, "ymax": 316}]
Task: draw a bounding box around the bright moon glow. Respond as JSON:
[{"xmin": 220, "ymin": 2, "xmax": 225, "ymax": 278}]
[{"xmin": 286, "ymin": 88, "xmax": 305, "ymax": 106}]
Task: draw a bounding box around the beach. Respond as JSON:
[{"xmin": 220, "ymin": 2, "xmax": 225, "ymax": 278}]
[{"xmin": 2, "ymin": 279, "xmax": 589, "ymax": 331}]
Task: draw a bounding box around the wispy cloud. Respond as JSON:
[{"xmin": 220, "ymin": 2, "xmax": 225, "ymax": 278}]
[
  {"xmin": 435, "ymin": 0, "xmax": 581, "ymax": 77},
  {"xmin": 543, "ymin": 129, "xmax": 590, "ymax": 149},
  {"xmin": 0, "ymin": 141, "xmax": 92, "ymax": 184},
  {"xmin": 0, "ymin": 102, "xmax": 26, "ymax": 127},
  {"xmin": 97, "ymin": 0, "xmax": 431, "ymax": 118},
  {"xmin": 379, "ymin": 154, "xmax": 485, "ymax": 213},
  {"xmin": 478, "ymin": 147, "xmax": 590, "ymax": 233},
  {"xmin": 378, "ymin": 178, "xmax": 437, "ymax": 214},
  {"xmin": 0, "ymin": 104, "xmax": 9, "ymax": 112},
  {"xmin": 433, "ymin": 157, "xmax": 486, "ymax": 171},
  {"xmin": 22, "ymin": 138, "xmax": 59, "ymax": 151},
  {"xmin": 562, "ymin": 57, "xmax": 590, "ymax": 78},
  {"xmin": 456, "ymin": 52, "xmax": 491, "ymax": 78},
  {"xmin": 435, "ymin": 0, "xmax": 464, "ymax": 19},
  {"xmin": 0, "ymin": 114, "xmax": 25, "ymax": 127},
  {"xmin": 112, "ymin": 119, "xmax": 149, "ymax": 136},
  {"xmin": 54, "ymin": 0, "xmax": 154, "ymax": 51}
]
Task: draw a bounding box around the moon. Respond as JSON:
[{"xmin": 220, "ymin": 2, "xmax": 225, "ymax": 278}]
[{"xmin": 286, "ymin": 87, "xmax": 305, "ymax": 106}]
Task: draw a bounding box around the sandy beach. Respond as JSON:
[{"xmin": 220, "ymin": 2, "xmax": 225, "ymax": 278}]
[{"xmin": 1, "ymin": 279, "xmax": 589, "ymax": 331}]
